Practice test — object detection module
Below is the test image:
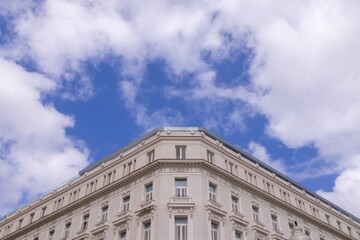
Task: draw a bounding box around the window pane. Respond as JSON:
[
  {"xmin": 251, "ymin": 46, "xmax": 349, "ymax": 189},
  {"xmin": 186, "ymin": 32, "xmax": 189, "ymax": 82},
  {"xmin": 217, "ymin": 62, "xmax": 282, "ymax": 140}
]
[{"xmin": 175, "ymin": 179, "xmax": 187, "ymax": 186}]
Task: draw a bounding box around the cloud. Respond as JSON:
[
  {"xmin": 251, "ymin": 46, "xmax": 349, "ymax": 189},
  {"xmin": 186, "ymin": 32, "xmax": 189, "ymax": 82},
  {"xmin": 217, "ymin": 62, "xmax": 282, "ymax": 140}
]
[
  {"xmin": 317, "ymin": 159, "xmax": 360, "ymax": 217},
  {"xmin": 248, "ymin": 141, "xmax": 287, "ymax": 175},
  {"xmin": 119, "ymin": 80, "xmax": 184, "ymax": 131},
  {"xmin": 1, "ymin": 0, "xmax": 360, "ymax": 216},
  {"xmin": 0, "ymin": 58, "xmax": 89, "ymax": 216}
]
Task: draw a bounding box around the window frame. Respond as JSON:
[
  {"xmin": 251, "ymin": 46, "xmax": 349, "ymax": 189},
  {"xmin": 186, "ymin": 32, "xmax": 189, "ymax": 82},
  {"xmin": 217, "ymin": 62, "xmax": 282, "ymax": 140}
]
[{"xmin": 176, "ymin": 146, "xmax": 186, "ymax": 159}]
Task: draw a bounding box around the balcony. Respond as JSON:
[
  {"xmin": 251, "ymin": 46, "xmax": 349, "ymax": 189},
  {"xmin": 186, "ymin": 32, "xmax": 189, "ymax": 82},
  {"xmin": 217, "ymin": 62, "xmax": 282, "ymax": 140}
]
[
  {"xmin": 136, "ymin": 200, "xmax": 157, "ymax": 216},
  {"xmin": 168, "ymin": 196, "xmax": 195, "ymax": 212}
]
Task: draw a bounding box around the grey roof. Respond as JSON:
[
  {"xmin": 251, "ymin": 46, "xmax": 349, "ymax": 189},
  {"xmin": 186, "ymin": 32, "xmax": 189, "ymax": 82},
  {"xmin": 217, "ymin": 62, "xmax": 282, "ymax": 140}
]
[{"xmin": 79, "ymin": 127, "xmax": 360, "ymax": 223}]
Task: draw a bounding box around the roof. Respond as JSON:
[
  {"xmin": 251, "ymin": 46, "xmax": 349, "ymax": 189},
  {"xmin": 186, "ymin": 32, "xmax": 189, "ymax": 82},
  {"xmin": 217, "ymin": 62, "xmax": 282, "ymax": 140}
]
[{"xmin": 79, "ymin": 127, "xmax": 359, "ymax": 223}]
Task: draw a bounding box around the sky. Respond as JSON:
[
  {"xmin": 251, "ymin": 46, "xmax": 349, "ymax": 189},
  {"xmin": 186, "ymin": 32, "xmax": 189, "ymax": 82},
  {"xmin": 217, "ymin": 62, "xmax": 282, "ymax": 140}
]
[{"xmin": 1, "ymin": 0, "xmax": 360, "ymax": 219}]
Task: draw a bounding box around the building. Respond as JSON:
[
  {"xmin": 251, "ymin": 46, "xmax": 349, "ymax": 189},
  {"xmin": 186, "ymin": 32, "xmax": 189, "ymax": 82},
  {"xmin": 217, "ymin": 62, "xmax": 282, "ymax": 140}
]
[{"xmin": 0, "ymin": 127, "xmax": 359, "ymax": 240}]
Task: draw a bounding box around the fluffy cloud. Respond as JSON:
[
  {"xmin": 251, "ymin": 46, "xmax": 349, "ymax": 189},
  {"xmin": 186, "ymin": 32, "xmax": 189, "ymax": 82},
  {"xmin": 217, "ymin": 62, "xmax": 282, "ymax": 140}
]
[
  {"xmin": 248, "ymin": 141, "xmax": 287, "ymax": 175},
  {"xmin": 2, "ymin": 0, "xmax": 360, "ymax": 216},
  {"xmin": 0, "ymin": 58, "xmax": 89, "ymax": 216}
]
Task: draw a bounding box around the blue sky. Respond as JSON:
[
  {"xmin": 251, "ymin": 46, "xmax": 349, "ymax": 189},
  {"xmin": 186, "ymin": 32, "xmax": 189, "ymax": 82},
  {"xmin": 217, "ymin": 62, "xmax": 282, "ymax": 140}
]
[{"xmin": 1, "ymin": 0, "xmax": 360, "ymax": 218}]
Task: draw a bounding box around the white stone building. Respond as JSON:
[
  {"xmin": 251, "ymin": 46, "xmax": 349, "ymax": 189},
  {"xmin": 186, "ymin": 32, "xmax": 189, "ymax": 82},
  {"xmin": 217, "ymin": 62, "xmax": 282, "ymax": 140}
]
[{"xmin": 0, "ymin": 127, "xmax": 359, "ymax": 240}]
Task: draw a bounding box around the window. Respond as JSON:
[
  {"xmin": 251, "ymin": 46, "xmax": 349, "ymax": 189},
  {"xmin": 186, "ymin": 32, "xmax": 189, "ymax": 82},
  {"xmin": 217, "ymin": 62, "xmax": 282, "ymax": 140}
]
[
  {"xmin": 145, "ymin": 183, "xmax": 153, "ymax": 201},
  {"xmin": 209, "ymin": 183, "xmax": 217, "ymax": 202},
  {"xmin": 348, "ymin": 227, "xmax": 352, "ymax": 236},
  {"xmin": 34, "ymin": 237, "xmax": 39, "ymax": 240},
  {"xmin": 211, "ymin": 222, "xmax": 218, "ymax": 240},
  {"xmin": 231, "ymin": 196, "xmax": 239, "ymax": 212},
  {"xmin": 119, "ymin": 230, "xmax": 127, "ymax": 240},
  {"xmin": 229, "ymin": 162, "xmax": 234, "ymax": 173},
  {"xmin": 175, "ymin": 179, "xmax": 187, "ymax": 197},
  {"xmin": 175, "ymin": 217, "xmax": 188, "ymax": 240},
  {"xmin": 147, "ymin": 150, "xmax": 155, "ymax": 163},
  {"xmin": 29, "ymin": 213, "xmax": 34, "ymax": 224},
  {"xmin": 235, "ymin": 231, "xmax": 242, "ymax": 240},
  {"xmin": 337, "ymin": 221, "xmax": 342, "ymax": 230},
  {"xmin": 271, "ymin": 215, "xmax": 278, "ymax": 230},
  {"xmin": 41, "ymin": 206, "xmax": 47, "ymax": 217},
  {"xmin": 64, "ymin": 222, "xmax": 71, "ymax": 238},
  {"xmin": 305, "ymin": 229, "xmax": 310, "ymax": 237},
  {"xmin": 82, "ymin": 214, "xmax": 89, "ymax": 230},
  {"xmin": 48, "ymin": 230, "xmax": 55, "ymax": 240},
  {"xmin": 17, "ymin": 219, "xmax": 23, "ymax": 229},
  {"xmin": 207, "ymin": 151, "xmax": 214, "ymax": 163},
  {"xmin": 144, "ymin": 222, "xmax": 151, "ymax": 240},
  {"xmin": 101, "ymin": 205, "xmax": 108, "ymax": 221},
  {"xmin": 123, "ymin": 195, "xmax": 130, "ymax": 212},
  {"xmin": 176, "ymin": 146, "xmax": 186, "ymax": 159},
  {"xmin": 325, "ymin": 215, "xmax": 331, "ymax": 225},
  {"xmin": 252, "ymin": 206, "xmax": 259, "ymax": 222}
]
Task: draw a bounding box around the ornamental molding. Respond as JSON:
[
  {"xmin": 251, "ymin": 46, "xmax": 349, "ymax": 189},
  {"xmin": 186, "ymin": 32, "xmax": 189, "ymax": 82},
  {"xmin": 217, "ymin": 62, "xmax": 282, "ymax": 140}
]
[{"xmin": 2, "ymin": 160, "xmax": 355, "ymax": 240}]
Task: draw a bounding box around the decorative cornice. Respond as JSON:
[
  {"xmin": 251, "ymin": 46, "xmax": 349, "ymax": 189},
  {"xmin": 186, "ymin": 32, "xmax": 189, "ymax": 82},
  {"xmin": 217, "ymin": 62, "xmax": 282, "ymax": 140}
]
[{"xmin": 1, "ymin": 159, "xmax": 356, "ymax": 240}]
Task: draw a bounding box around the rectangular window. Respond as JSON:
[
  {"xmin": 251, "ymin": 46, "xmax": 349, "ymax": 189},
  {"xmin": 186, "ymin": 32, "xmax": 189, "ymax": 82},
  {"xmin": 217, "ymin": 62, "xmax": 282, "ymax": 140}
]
[
  {"xmin": 337, "ymin": 221, "xmax": 342, "ymax": 230},
  {"xmin": 144, "ymin": 222, "xmax": 151, "ymax": 240},
  {"xmin": 305, "ymin": 229, "xmax": 310, "ymax": 237},
  {"xmin": 64, "ymin": 222, "xmax": 71, "ymax": 238},
  {"xmin": 101, "ymin": 205, "xmax": 108, "ymax": 221},
  {"xmin": 211, "ymin": 222, "xmax": 218, "ymax": 240},
  {"xmin": 271, "ymin": 215, "xmax": 278, "ymax": 230},
  {"xmin": 145, "ymin": 183, "xmax": 153, "ymax": 201},
  {"xmin": 175, "ymin": 217, "xmax": 188, "ymax": 240},
  {"xmin": 326, "ymin": 215, "xmax": 331, "ymax": 225},
  {"xmin": 41, "ymin": 206, "xmax": 47, "ymax": 217},
  {"xmin": 175, "ymin": 179, "xmax": 187, "ymax": 197},
  {"xmin": 176, "ymin": 146, "xmax": 186, "ymax": 159},
  {"xmin": 252, "ymin": 206, "xmax": 259, "ymax": 222},
  {"xmin": 123, "ymin": 195, "xmax": 130, "ymax": 212},
  {"xmin": 147, "ymin": 150, "xmax": 155, "ymax": 163},
  {"xmin": 29, "ymin": 213, "xmax": 34, "ymax": 224},
  {"xmin": 348, "ymin": 227, "xmax": 352, "ymax": 236},
  {"xmin": 17, "ymin": 219, "xmax": 23, "ymax": 229},
  {"xmin": 48, "ymin": 230, "xmax": 55, "ymax": 240},
  {"xmin": 235, "ymin": 231, "xmax": 242, "ymax": 240},
  {"xmin": 207, "ymin": 151, "xmax": 214, "ymax": 163},
  {"xmin": 82, "ymin": 214, "xmax": 89, "ymax": 230},
  {"xmin": 209, "ymin": 183, "xmax": 217, "ymax": 202},
  {"xmin": 119, "ymin": 230, "xmax": 127, "ymax": 240},
  {"xmin": 231, "ymin": 196, "xmax": 239, "ymax": 212}
]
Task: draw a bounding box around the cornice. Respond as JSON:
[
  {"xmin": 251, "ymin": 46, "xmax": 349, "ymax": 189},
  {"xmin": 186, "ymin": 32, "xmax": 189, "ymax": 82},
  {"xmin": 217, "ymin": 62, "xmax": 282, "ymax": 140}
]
[{"xmin": 1, "ymin": 159, "xmax": 356, "ymax": 240}]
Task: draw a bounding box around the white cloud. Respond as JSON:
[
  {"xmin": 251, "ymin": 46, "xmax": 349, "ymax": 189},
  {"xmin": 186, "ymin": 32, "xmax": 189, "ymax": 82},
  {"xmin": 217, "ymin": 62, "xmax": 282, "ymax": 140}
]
[
  {"xmin": 119, "ymin": 80, "xmax": 184, "ymax": 131},
  {"xmin": 2, "ymin": 0, "xmax": 360, "ymax": 216},
  {"xmin": 0, "ymin": 58, "xmax": 89, "ymax": 216},
  {"xmin": 248, "ymin": 141, "xmax": 287, "ymax": 175}
]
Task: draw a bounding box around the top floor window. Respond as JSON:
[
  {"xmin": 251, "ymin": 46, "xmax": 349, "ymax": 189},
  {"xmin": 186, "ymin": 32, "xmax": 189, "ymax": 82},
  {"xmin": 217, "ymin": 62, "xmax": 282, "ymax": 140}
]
[
  {"xmin": 41, "ymin": 206, "xmax": 47, "ymax": 217},
  {"xmin": 176, "ymin": 146, "xmax": 186, "ymax": 159},
  {"xmin": 207, "ymin": 151, "xmax": 214, "ymax": 163},
  {"xmin": 145, "ymin": 183, "xmax": 153, "ymax": 201},
  {"xmin": 147, "ymin": 150, "xmax": 155, "ymax": 163}
]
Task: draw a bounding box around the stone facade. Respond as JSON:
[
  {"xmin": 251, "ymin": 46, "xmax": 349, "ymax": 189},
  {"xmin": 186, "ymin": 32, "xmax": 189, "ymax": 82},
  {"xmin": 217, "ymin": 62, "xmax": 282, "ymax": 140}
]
[{"xmin": 0, "ymin": 127, "xmax": 359, "ymax": 240}]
